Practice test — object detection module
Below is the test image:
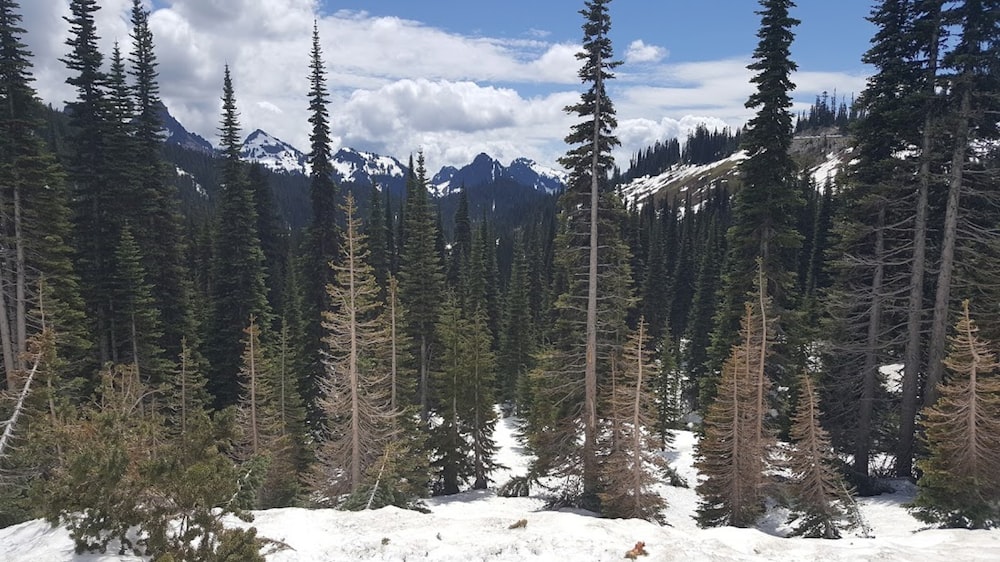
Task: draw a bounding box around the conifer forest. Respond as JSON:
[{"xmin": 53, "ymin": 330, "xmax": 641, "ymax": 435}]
[{"xmin": 1, "ymin": 0, "xmax": 1000, "ymax": 558}]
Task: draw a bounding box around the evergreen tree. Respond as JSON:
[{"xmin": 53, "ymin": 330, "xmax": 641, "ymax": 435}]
[
  {"xmin": 785, "ymin": 374, "xmax": 853, "ymax": 539},
  {"xmin": 166, "ymin": 336, "xmax": 210, "ymax": 438},
  {"xmin": 302, "ymin": 22, "xmax": 340, "ymax": 423},
  {"xmin": 654, "ymin": 325, "xmax": 683, "ymax": 441},
  {"xmin": 111, "ymin": 224, "xmax": 168, "ymax": 384},
  {"xmin": 599, "ymin": 317, "xmax": 668, "ymax": 521},
  {"xmin": 912, "ymin": 301, "xmax": 1000, "ymax": 529},
  {"xmin": 397, "ymin": 153, "xmax": 445, "ymax": 421},
  {"xmin": 205, "ymin": 66, "xmax": 271, "ymax": 407},
  {"xmin": 448, "ymin": 188, "xmax": 472, "ymax": 289},
  {"xmin": 367, "ymin": 185, "xmax": 390, "ymax": 294},
  {"xmin": 62, "ymin": 0, "xmax": 116, "ymax": 368},
  {"xmin": 845, "ymin": 0, "xmax": 945, "ymax": 480},
  {"xmin": 430, "ymin": 295, "xmax": 472, "ymax": 495},
  {"xmin": 696, "ymin": 273, "xmax": 775, "ymax": 528},
  {"xmin": 314, "ymin": 193, "xmax": 398, "ymax": 499},
  {"xmin": 706, "ymin": 0, "xmax": 802, "ymax": 401},
  {"xmin": 538, "ymin": 0, "xmax": 627, "ymax": 507},
  {"xmin": 128, "ymin": 0, "xmax": 193, "ymax": 363},
  {"xmin": 0, "ymin": 0, "xmax": 90, "ymax": 385},
  {"xmin": 233, "ymin": 315, "xmax": 292, "ymax": 509},
  {"xmin": 497, "ymin": 239, "xmax": 534, "ymax": 407},
  {"xmin": 924, "ymin": 0, "xmax": 1000, "ymax": 409},
  {"xmin": 248, "ymin": 162, "xmax": 288, "ymax": 318},
  {"xmin": 430, "ymin": 295, "xmax": 500, "ymax": 494}
]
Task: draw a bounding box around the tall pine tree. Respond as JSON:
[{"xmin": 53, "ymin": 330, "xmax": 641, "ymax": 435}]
[
  {"xmin": 205, "ymin": 66, "xmax": 271, "ymax": 406},
  {"xmin": 706, "ymin": 0, "xmax": 802, "ymax": 405}
]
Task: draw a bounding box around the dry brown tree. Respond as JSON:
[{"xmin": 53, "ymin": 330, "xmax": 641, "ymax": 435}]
[{"xmin": 912, "ymin": 300, "xmax": 1000, "ymax": 529}]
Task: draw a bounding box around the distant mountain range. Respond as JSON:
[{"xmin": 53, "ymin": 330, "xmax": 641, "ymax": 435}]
[
  {"xmin": 156, "ymin": 103, "xmax": 213, "ymax": 154},
  {"xmin": 158, "ymin": 105, "xmax": 565, "ymax": 197}
]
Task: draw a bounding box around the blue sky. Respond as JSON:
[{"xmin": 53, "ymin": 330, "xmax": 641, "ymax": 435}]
[{"xmin": 23, "ymin": 0, "xmax": 876, "ymax": 173}]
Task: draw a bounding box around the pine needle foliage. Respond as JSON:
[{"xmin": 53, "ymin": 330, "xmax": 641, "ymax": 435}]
[
  {"xmin": 313, "ymin": 193, "xmax": 399, "ymax": 501},
  {"xmin": 912, "ymin": 301, "xmax": 1000, "ymax": 529},
  {"xmin": 696, "ymin": 275, "xmax": 776, "ymax": 528},
  {"xmin": 785, "ymin": 374, "xmax": 853, "ymax": 539},
  {"xmin": 599, "ymin": 317, "xmax": 668, "ymax": 522}
]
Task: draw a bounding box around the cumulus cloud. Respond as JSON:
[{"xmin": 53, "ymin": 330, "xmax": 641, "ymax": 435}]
[
  {"xmin": 625, "ymin": 40, "xmax": 668, "ymax": 64},
  {"xmin": 18, "ymin": 0, "xmax": 870, "ymax": 174}
]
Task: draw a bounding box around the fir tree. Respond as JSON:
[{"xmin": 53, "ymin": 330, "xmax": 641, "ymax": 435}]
[
  {"xmin": 205, "ymin": 66, "xmax": 271, "ymax": 407},
  {"xmin": 233, "ymin": 315, "xmax": 291, "ymax": 508},
  {"xmin": 448, "ymin": 188, "xmax": 472, "ymax": 289},
  {"xmin": 785, "ymin": 374, "xmax": 853, "ymax": 539},
  {"xmin": 128, "ymin": 0, "xmax": 193, "ymax": 363},
  {"xmin": 303, "ymin": 21, "xmax": 340, "ymax": 425},
  {"xmin": 538, "ymin": 0, "xmax": 627, "ymax": 508},
  {"xmin": 912, "ymin": 301, "xmax": 1000, "ymax": 529},
  {"xmin": 0, "ymin": 0, "xmax": 90, "ymax": 385},
  {"xmin": 397, "ymin": 153, "xmax": 445, "ymax": 422},
  {"xmin": 599, "ymin": 317, "xmax": 668, "ymax": 522},
  {"xmin": 706, "ymin": 0, "xmax": 802, "ymax": 403},
  {"xmin": 62, "ymin": 0, "xmax": 116, "ymax": 367},
  {"xmin": 497, "ymin": 239, "xmax": 534, "ymax": 407},
  {"xmin": 654, "ymin": 325, "xmax": 683, "ymax": 441},
  {"xmin": 696, "ymin": 273, "xmax": 775, "ymax": 528},
  {"xmin": 111, "ymin": 224, "xmax": 168, "ymax": 384},
  {"xmin": 313, "ymin": 192, "xmax": 399, "ymax": 499},
  {"xmin": 430, "ymin": 295, "xmax": 473, "ymax": 495}
]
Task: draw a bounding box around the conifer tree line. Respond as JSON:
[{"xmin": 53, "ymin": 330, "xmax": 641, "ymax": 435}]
[{"xmin": 0, "ymin": 0, "xmax": 998, "ymax": 555}]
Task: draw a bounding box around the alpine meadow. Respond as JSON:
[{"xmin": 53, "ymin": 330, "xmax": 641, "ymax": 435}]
[{"xmin": 2, "ymin": 0, "xmax": 1000, "ymax": 560}]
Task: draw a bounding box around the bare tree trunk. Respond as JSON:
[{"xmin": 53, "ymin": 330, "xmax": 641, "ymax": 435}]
[
  {"xmin": 631, "ymin": 318, "xmax": 644, "ymax": 515},
  {"xmin": 180, "ymin": 338, "xmax": 188, "ymax": 435},
  {"xmin": 130, "ymin": 312, "xmax": 141, "ymax": 379},
  {"xmin": 13, "ymin": 183, "xmax": 25, "ymax": 373},
  {"xmin": 389, "ymin": 277, "xmax": 398, "ymax": 412},
  {"xmin": 857, "ymin": 205, "xmax": 886, "ymax": 480},
  {"xmin": 249, "ymin": 316, "xmax": 259, "ymax": 455},
  {"xmin": 582, "ymin": 50, "xmax": 602, "ymax": 500},
  {"xmin": 926, "ymin": 88, "xmax": 971, "ymax": 408},
  {"xmin": 419, "ymin": 334, "xmax": 429, "ymax": 423},
  {"xmin": 0, "ymin": 263, "xmax": 16, "ymax": 389},
  {"xmin": 755, "ymin": 266, "xmax": 767, "ymax": 462},
  {"xmin": 348, "ymin": 227, "xmax": 361, "ymax": 491},
  {"xmin": 898, "ymin": 18, "xmax": 940, "ymax": 477}
]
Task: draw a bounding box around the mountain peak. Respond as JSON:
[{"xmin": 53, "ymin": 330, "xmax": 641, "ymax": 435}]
[
  {"xmin": 156, "ymin": 102, "xmax": 213, "ymax": 154},
  {"xmin": 240, "ymin": 129, "xmax": 308, "ymax": 175}
]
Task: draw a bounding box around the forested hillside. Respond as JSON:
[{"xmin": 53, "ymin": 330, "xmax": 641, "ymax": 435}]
[{"xmin": 1, "ymin": 0, "xmax": 999, "ymax": 559}]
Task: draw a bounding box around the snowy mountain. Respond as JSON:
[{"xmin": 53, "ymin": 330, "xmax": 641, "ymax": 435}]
[
  {"xmin": 156, "ymin": 103, "xmax": 213, "ymax": 154},
  {"xmin": 241, "ymin": 129, "xmax": 309, "ymax": 175},
  {"xmin": 430, "ymin": 153, "xmax": 566, "ymax": 197},
  {"xmin": 2, "ymin": 415, "xmax": 994, "ymax": 561},
  {"xmin": 147, "ymin": 104, "xmax": 564, "ymax": 199},
  {"xmin": 506, "ymin": 157, "xmax": 566, "ymax": 194},
  {"xmin": 331, "ymin": 147, "xmax": 409, "ymax": 196},
  {"xmin": 620, "ymin": 151, "xmax": 748, "ymax": 208}
]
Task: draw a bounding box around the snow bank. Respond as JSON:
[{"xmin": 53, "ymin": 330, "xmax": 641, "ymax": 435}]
[{"xmin": 3, "ymin": 417, "xmax": 999, "ymax": 561}]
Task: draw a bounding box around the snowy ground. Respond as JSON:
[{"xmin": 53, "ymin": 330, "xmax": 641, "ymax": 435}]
[{"xmin": 2, "ymin": 415, "xmax": 999, "ymax": 561}]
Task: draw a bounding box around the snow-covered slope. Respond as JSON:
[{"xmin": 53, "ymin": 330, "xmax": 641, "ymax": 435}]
[
  {"xmin": 430, "ymin": 153, "xmax": 566, "ymax": 197},
  {"xmin": 241, "ymin": 129, "xmax": 308, "ymax": 175},
  {"xmin": 332, "ymin": 147, "xmax": 408, "ymax": 192},
  {"xmin": 3, "ymin": 414, "xmax": 998, "ymax": 562},
  {"xmin": 621, "ymin": 151, "xmax": 748, "ymax": 207}
]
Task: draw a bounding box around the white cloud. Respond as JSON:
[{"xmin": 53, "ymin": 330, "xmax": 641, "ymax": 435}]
[
  {"xmin": 625, "ymin": 40, "xmax": 668, "ymax": 64},
  {"xmin": 19, "ymin": 0, "xmax": 870, "ymax": 175}
]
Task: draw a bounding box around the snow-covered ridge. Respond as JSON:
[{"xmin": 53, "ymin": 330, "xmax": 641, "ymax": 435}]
[
  {"xmin": 621, "ymin": 151, "xmax": 748, "ymax": 207},
  {"xmin": 240, "ymin": 129, "xmax": 308, "ymax": 175},
  {"xmin": 331, "ymin": 147, "xmax": 408, "ymax": 189},
  {"xmin": 430, "ymin": 153, "xmax": 566, "ymax": 197}
]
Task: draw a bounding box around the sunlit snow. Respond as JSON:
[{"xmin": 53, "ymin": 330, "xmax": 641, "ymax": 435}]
[{"xmin": 2, "ymin": 410, "xmax": 998, "ymax": 561}]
